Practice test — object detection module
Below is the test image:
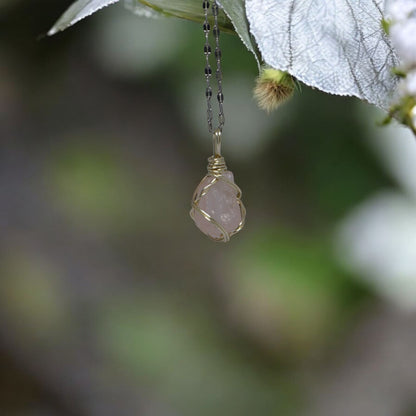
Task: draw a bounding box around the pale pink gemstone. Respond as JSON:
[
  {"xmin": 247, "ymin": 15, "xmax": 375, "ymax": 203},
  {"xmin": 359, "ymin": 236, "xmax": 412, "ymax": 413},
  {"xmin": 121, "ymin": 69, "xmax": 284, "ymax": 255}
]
[{"xmin": 191, "ymin": 171, "xmax": 243, "ymax": 240}]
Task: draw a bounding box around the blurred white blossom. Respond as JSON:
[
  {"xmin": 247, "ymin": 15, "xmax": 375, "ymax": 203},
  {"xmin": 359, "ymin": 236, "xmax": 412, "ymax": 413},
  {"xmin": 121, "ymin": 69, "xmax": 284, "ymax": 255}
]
[
  {"xmin": 336, "ymin": 191, "xmax": 416, "ymax": 311},
  {"xmin": 336, "ymin": 116, "xmax": 416, "ymax": 310},
  {"xmin": 386, "ymin": 0, "xmax": 416, "ymax": 23},
  {"xmin": 387, "ymin": 0, "xmax": 416, "ymax": 71},
  {"xmin": 411, "ymin": 105, "xmax": 416, "ymax": 125},
  {"xmin": 406, "ymin": 70, "xmax": 416, "ymax": 95},
  {"xmin": 386, "ymin": 0, "xmax": 416, "ymax": 69},
  {"xmin": 385, "ymin": 0, "xmax": 416, "ymax": 130},
  {"xmin": 390, "ymin": 19, "xmax": 416, "ymax": 67}
]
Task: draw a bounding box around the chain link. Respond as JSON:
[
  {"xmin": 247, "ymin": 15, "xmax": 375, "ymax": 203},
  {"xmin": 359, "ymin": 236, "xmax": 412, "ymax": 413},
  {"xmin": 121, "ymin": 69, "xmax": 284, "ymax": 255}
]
[{"xmin": 203, "ymin": 0, "xmax": 225, "ymax": 134}]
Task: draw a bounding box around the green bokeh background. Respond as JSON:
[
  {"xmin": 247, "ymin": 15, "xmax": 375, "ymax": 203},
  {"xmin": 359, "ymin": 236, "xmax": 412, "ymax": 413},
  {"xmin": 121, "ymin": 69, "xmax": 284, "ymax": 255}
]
[{"xmin": 1, "ymin": 2, "xmax": 416, "ymax": 415}]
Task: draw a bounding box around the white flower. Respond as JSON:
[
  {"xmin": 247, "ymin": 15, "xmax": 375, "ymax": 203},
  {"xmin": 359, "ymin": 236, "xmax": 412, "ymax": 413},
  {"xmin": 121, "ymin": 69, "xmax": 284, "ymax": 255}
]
[
  {"xmin": 335, "ymin": 122, "xmax": 416, "ymax": 311},
  {"xmin": 390, "ymin": 18, "xmax": 416, "ymax": 66},
  {"xmin": 336, "ymin": 192, "xmax": 416, "ymax": 311},
  {"xmin": 410, "ymin": 105, "xmax": 416, "ymax": 128},
  {"xmin": 386, "ymin": 0, "xmax": 416, "ymax": 22},
  {"xmin": 405, "ymin": 70, "xmax": 416, "ymax": 95},
  {"xmin": 397, "ymin": 70, "xmax": 416, "ymax": 96}
]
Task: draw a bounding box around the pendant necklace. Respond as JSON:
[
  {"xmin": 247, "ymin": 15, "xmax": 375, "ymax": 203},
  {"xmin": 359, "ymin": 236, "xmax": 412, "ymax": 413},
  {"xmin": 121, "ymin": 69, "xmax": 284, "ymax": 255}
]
[{"xmin": 190, "ymin": 0, "xmax": 246, "ymax": 242}]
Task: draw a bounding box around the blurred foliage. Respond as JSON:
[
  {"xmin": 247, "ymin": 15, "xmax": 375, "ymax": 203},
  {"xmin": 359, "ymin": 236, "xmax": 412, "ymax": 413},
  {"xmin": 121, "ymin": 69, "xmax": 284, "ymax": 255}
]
[
  {"xmin": 97, "ymin": 296, "xmax": 303, "ymax": 416},
  {"xmin": 0, "ymin": 1, "xmax": 415, "ymax": 416},
  {"xmin": 227, "ymin": 228, "xmax": 369, "ymax": 360}
]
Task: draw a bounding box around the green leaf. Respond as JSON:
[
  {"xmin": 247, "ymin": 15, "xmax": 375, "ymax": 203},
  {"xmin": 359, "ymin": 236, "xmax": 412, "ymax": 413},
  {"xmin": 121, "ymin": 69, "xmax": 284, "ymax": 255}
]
[
  {"xmin": 49, "ymin": 0, "xmax": 261, "ymax": 68},
  {"xmin": 133, "ymin": 0, "xmax": 234, "ymax": 32},
  {"xmin": 48, "ymin": 0, "xmax": 120, "ymax": 35},
  {"xmin": 124, "ymin": 0, "xmax": 161, "ymax": 18}
]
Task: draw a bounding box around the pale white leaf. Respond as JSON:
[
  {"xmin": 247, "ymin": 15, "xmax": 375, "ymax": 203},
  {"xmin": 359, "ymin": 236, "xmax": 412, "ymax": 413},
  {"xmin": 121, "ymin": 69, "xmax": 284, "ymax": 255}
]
[
  {"xmin": 49, "ymin": 0, "xmax": 260, "ymax": 65},
  {"xmin": 218, "ymin": 0, "xmax": 260, "ymax": 67},
  {"xmin": 246, "ymin": 0, "xmax": 400, "ymax": 108},
  {"xmin": 49, "ymin": 0, "xmax": 120, "ymax": 36}
]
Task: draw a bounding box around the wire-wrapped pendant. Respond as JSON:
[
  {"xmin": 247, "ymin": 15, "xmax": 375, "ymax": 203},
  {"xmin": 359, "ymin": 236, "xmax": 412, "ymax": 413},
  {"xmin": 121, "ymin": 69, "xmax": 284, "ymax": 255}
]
[{"xmin": 190, "ymin": 131, "xmax": 246, "ymax": 242}]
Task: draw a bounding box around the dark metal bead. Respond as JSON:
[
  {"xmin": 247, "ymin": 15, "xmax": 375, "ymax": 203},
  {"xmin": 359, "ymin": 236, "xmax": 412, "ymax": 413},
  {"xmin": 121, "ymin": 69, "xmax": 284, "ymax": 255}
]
[
  {"xmin": 217, "ymin": 92, "xmax": 224, "ymax": 103},
  {"xmin": 204, "ymin": 44, "xmax": 211, "ymax": 54},
  {"xmin": 215, "ymin": 48, "xmax": 221, "ymax": 59},
  {"xmin": 212, "ymin": 3, "xmax": 219, "ymax": 15},
  {"xmin": 206, "ymin": 88, "xmax": 213, "ymax": 98},
  {"xmin": 205, "ymin": 66, "xmax": 212, "ymax": 76},
  {"xmin": 202, "ymin": 1, "xmax": 210, "ymax": 9},
  {"xmin": 203, "ymin": 22, "xmax": 210, "ymax": 32},
  {"xmin": 213, "ymin": 26, "xmax": 220, "ymax": 37}
]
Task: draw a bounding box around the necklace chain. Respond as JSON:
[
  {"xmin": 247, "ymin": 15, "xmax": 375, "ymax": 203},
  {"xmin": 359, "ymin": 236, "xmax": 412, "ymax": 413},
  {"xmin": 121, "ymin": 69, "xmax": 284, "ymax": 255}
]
[{"xmin": 203, "ymin": 1, "xmax": 225, "ymax": 134}]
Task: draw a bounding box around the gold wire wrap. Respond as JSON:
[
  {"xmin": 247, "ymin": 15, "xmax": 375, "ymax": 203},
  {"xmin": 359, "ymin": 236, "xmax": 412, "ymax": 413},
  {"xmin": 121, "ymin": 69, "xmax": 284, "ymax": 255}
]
[
  {"xmin": 190, "ymin": 130, "xmax": 246, "ymax": 242},
  {"xmin": 207, "ymin": 155, "xmax": 227, "ymax": 176},
  {"xmin": 190, "ymin": 167, "xmax": 246, "ymax": 243}
]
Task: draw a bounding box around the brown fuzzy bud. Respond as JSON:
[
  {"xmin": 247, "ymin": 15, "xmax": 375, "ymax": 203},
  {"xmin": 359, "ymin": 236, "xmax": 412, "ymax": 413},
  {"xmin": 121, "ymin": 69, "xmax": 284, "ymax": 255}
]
[{"xmin": 253, "ymin": 67, "xmax": 295, "ymax": 113}]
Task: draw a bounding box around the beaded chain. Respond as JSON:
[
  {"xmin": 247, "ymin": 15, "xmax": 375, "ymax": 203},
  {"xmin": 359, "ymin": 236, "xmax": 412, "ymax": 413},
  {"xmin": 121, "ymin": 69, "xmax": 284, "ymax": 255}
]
[{"xmin": 202, "ymin": 0, "xmax": 225, "ymax": 134}]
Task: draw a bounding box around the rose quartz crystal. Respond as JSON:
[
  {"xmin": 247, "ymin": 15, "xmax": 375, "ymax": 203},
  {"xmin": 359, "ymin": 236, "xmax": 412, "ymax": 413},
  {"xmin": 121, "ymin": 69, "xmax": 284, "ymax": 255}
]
[{"xmin": 191, "ymin": 171, "xmax": 243, "ymax": 241}]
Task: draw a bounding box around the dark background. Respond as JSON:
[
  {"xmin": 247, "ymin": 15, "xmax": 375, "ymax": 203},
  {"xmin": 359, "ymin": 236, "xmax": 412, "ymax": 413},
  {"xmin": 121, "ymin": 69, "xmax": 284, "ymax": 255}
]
[{"xmin": 1, "ymin": 1, "xmax": 416, "ymax": 415}]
